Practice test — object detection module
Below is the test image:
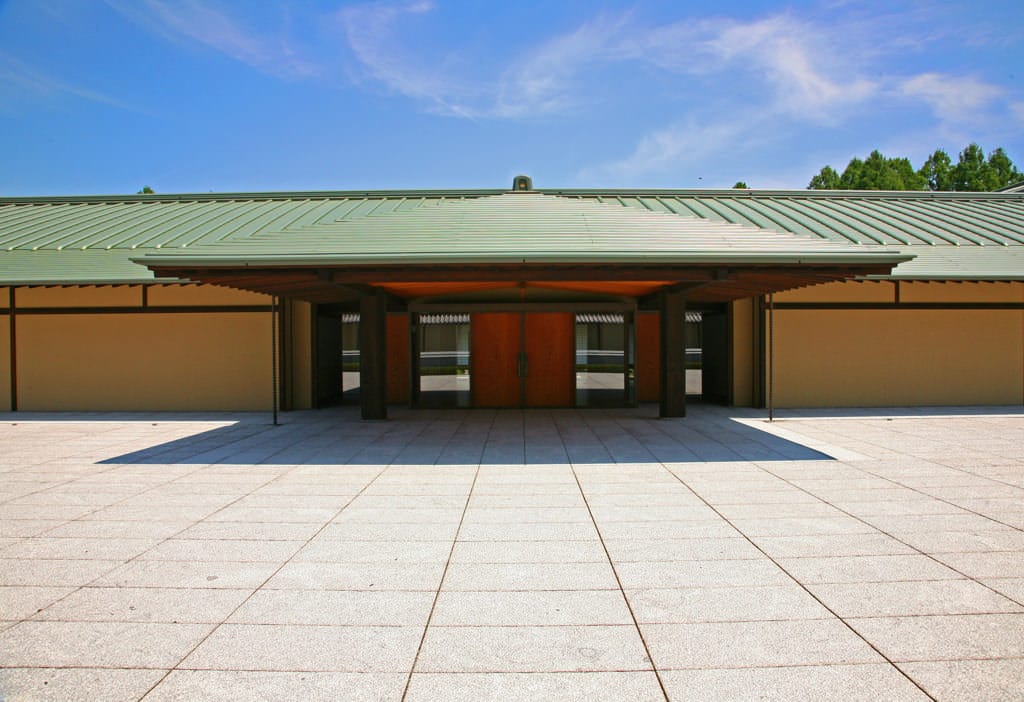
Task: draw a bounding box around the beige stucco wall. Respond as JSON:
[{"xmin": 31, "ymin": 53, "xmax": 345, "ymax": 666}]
[
  {"xmin": 16, "ymin": 285, "xmax": 141, "ymax": 308},
  {"xmin": 767, "ymin": 280, "xmax": 1024, "ymax": 408},
  {"xmin": 17, "ymin": 312, "xmax": 272, "ymax": 411},
  {"xmin": 774, "ymin": 280, "xmax": 897, "ymax": 303},
  {"xmin": 7, "ymin": 284, "xmax": 275, "ymax": 412},
  {"xmin": 146, "ymin": 284, "xmax": 269, "ymax": 306}
]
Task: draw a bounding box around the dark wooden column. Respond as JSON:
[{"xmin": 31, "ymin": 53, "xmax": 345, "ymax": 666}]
[
  {"xmin": 659, "ymin": 289, "xmax": 686, "ymax": 418},
  {"xmin": 359, "ymin": 290, "xmax": 388, "ymax": 420}
]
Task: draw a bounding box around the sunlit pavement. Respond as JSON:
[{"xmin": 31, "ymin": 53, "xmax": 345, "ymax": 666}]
[{"xmin": 1, "ymin": 404, "xmax": 1022, "ymax": 701}]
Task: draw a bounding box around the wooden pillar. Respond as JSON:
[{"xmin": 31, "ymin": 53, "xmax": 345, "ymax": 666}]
[
  {"xmin": 359, "ymin": 290, "xmax": 387, "ymax": 420},
  {"xmin": 659, "ymin": 289, "xmax": 686, "ymax": 418}
]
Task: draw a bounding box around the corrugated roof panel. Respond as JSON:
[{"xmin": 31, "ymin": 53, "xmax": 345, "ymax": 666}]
[{"xmin": 1, "ymin": 189, "xmax": 1023, "ymax": 284}]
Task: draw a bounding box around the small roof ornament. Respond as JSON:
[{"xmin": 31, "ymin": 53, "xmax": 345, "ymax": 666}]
[{"xmin": 512, "ymin": 175, "xmax": 533, "ymax": 192}]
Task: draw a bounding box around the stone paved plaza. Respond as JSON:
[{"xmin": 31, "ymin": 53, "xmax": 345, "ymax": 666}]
[{"xmin": 0, "ymin": 405, "xmax": 1022, "ymax": 701}]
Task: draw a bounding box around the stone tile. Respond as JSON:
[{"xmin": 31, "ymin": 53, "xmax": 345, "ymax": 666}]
[
  {"xmin": 0, "ymin": 668, "xmax": 167, "ymax": 702},
  {"xmin": 145, "ymin": 670, "xmax": 408, "ymax": 702},
  {"xmin": 778, "ymin": 554, "xmax": 964, "ymax": 584},
  {"xmin": 809, "ymin": 580, "xmax": 1023, "ymax": 617},
  {"xmin": 334, "ymin": 507, "xmax": 464, "ymax": 524},
  {"xmin": 181, "ymin": 623, "xmax": 423, "ymax": 672},
  {"xmin": 228, "ymin": 589, "xmax": 435, "ymax": 626},
  {"xmin": 848, "ymin": 613, "xmax": 1024, "ymax": 661},
  {"xmin": 0, "ymin": 620, "xmax": 213, "ymax": 667},
  {"xmin": 457, "ymin": 522, "xmax": 599, "ymax": 541},
  {"xmin": 34, "ymin": 586, "xmax": 251, "ymax": 623},
  {"xmin": 461, "ymin": 507, "xmax": 592, "ymax": 524},
  {"xmin": 660, "ymin": 664, "xmax": 929, "ymax": 701},
  {"xmin": 0, "ymin": 585, "xmax": 76, "ymax": 620},
  {"xmin": 139, "ymin": 538, "xmax": 303, "ymax": 562},
  {"xmin": 750, "ymin": 533, "xmax": 916, "ymax": 558},
  {"xmin": 0, "ymin": 558, "xmax": 121, "ymax": 586},
  {"xmin": 319, "ymin": 522, "xmax": 460, "ymax": 541},
  {"xmin": 642, "ymin": 619, "xmax": 882, "ymax": 669},
  {"xmin": 728, "ymin": 516, "xmax": 877, "ymax": 537},
  {"xmin": 895, "ymin": 529, "xmax": 1024, "ymax": 554},
  {"xmin": 603, "ymin": 537, "xmax": 763, "ymax": 562},
  {"xmin": 266, "ymin": 561, "xmax": 446, "ymax": 590},
  {"xmin": 202, "ymin": 509, "xmax": 335, "ymax": 523},
  {"xmin": 294, "ymin": 538, "xmax": 453, "ymax": 563},
  {"xmin": 931, "ymin": 551, "xmax": 1024, "ymax": 579},
  {"xmin": 981, "ymin": 578, "xmax": 1024, "ymax": 602},
  {"xmin": 177, "ymin": 520, "xmax": 323, "ymax": 541},
  {"xmin": 596, "ymin": 521, "xmax": 737, "ymax": 540},
  {"xmin": 431, "ymin": 590, "xmax": 632, "ymax": 626},
  {"xmin": 863, "ymin": 514, "xmax": 1014, "ymax": 533},
  {"xmin": 45, "ymin": 520, "xmax": 191, "ymax": 539},
  {"xmin": 616, "ymin": 559, "xmax": 791, "ymax": 589},
  {"xmin": 441, "ymin": 562, "xmax": 618, "ymax": 591},
  {"xmin": 0, "ymin": 519, "xmax": 67, "ymax": 537},
  {"xmin": 94, "ymin": 559, "xmax": 278, "ymax": 589},
  {"xmin": 0, "ymin": 536, "xmax": 158, "ymax": 561},
  {"xmin": 405, "ymin": 671, "xmax": 665, "ymax": 701},
  {"xmin": 82, "ymin": 505, "xmax": 218, "ymax": 522},
  {"xmin": 900, "ymin": 659, "xmax": 1024, "ymax": 702},
  {"xmin": 450, "ymin": 539, "xmax": 607, "ymax": 563},
  {"xmin": 627, "ymin": 585, "xmax": 831, "ymax": 623},
  {"xmin": 416, "ymin": 625, "xmax": 651, "ymax": 672}
]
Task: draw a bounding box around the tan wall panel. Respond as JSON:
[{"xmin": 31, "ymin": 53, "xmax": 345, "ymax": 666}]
[
  {"xmin": 899, "ymin": 281, "xmax": 1024, "ymax": 303},
  {"xmin": 18, "ymin": 286, "xmax": 141, "ymax": 308},
  {"xmin": 774, "ymin": 280, "xmax": 896, "ymax": 303},
  {"xmin": 287, "ymin": 300, "xmax": 313, "ymax": 410},
  {"xmin": 0, "ymin": 286, "xmax": 8, "ymax": 309},
  {"xmin": 730, "ymin": 298, "xmax": 754, "ymax": 407},
  {"xmin": 0, "ymin": 316, "xmax": 10, "ymax": 411},
  {"xmin": 17, "ymin": 313, "xmax": 272, "ymax": 411},
  {"xmin": 773, "ymin": 309, "xmax": 1024, "ymax": 407},
  {"xmin": 146, "ymin": 284, "xmax": 270, "ymax": 306}
]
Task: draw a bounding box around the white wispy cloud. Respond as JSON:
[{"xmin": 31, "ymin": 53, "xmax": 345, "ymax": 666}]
[
  {"xmin": 580, "ymin": 117, "xmax": 753, "ymax": 183},
  {"xmin": 0, "ymin": 51, "xmax": 141, "ymax": 112},
  {"xmin": 105, "ymin": 0, "xmax": 318, "ymax": 79},
  {"xmin": 334, "ymin": 0, "xmax": 478, "ymax": 117},
  {"xmin": 900, "ymin": 73, "xmax": 1005, "ymax": 122},
  {"xmin": 492, "ymin": 14, "xmax": 628, "ymax": 118}
]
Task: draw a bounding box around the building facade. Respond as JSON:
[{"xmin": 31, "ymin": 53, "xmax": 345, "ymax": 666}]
[{"xmin": 2, "ymin": 181, "xmax": 1022, "ymax": 417}]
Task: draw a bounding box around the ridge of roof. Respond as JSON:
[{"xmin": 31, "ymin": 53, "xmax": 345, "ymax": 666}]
[{"xmin": 2, "ymin": 187, "xmax": 1022, "ymax": 206}]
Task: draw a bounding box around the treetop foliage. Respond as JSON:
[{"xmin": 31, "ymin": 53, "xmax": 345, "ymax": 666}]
[{"xmin": 808, "ymin": 144, "xmax": 1021, "ymax": 192}]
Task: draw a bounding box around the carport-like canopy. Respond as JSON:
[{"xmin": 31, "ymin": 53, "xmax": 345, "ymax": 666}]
[
  {"xmin": 135, "ymin": 191, "xmax": 911, "ymax": 305},
  {"xmin": 133, "ymin": 191, "xmax": 912, "ymax": 420}
]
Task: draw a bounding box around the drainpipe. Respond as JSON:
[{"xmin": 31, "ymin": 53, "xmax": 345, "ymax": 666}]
[
  {"xmin": 271, "ymin": 296, "xmax": 279, "ymax": 426},
  {"xmin": 768, "ymin": 292, "xmax": 774, "ymax": 422},
  {"xmin": 8, "ymin": 287, "xmax": 16, "ymax": 412}
]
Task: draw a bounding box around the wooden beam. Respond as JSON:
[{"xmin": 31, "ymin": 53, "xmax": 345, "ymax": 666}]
[
  {"xmin": 359, "ymin": 290, "xmax": 388, "ymax": 420},
  {"xmin": 659, "ymin": 288, "xmax": 686, "ymax": 418}
]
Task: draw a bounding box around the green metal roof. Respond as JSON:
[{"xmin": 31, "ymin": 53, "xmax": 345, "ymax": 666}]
[
  {"xmin": 0, "ymin": 187, "xmax": 1022, "ymax": 285},
  {"xmin": 134, "ymin": 193, "xmax": 905, "ymax": 269}
]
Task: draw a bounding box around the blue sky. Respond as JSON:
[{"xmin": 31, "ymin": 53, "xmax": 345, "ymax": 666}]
[{"xmin": 1, "ymin": 0, "xmax": 1022, "ymax": 195}]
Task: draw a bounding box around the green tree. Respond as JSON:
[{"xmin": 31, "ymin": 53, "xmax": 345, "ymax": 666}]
[
  {"xmin": 808, "ymin": 165, "xmax": 840, "ymax": 189},
  {"xmin": 947, "ymin": 144, "xmax": 1023, "ymax": 191},
  {"xmin": 137, "ymin": 186, "xmax": 154, "ymax": 194},
  {"xmin": 919, "ymin": 149, "xmax": 953, "ymax": 191},
  {"xmin": 732, "ymin": 181, "xmax": 749, "ymax": 189},
  {"xmin": 808, "ymin": 144, "xmax": 1020, "ymax": 191}
]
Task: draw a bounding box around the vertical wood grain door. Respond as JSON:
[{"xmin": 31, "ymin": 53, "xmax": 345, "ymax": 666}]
[
  {"xmin": 523, "ymin": 313, "xmax": 574, "ymax": 407},
  {"xmin": 470, "ymin": 312, "xmax": 574, "ymax": 408}
]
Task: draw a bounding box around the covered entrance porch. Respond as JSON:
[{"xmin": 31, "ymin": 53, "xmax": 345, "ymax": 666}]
[{"xmin": 135, "ymin": 189, "xmax": 910, "ymax": 420}]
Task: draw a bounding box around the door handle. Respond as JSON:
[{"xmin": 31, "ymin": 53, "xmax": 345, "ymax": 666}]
[{"xmin": 517, "ymin": 352, "xmax": 529, "ymax": 378}]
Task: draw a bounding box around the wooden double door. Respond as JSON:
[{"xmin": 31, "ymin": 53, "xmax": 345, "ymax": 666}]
[{"xmin": 470, "ymin": 312, "xmax": 575, "ymax": 408}]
